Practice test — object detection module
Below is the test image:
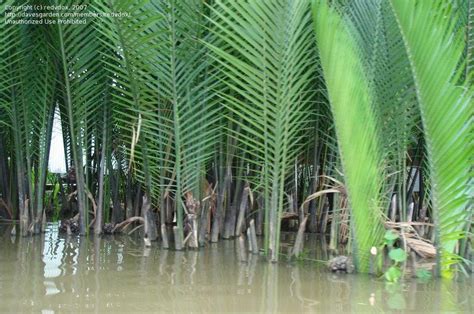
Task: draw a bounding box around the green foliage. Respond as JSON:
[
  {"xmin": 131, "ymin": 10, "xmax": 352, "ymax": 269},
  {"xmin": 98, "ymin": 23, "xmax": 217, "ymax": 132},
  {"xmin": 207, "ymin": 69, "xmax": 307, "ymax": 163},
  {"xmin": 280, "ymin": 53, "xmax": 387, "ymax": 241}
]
[
  {"xmin": 384, "ymin": 230, "xmax": 399, "ymax": 246},
  {"xmin": 381, "ymin": 230, "xmax": 406, "ymax": 282},
  {"xmin": 207, "ymin": 0, "xmax": 318, "ymax": 260},
  {"xmin": 45, "ymin": 181, "xmax": 62, "ymax": 223},
  {"xmin": 49, "ymin": 0, "xmax": 112, "ymax": 234},
  {"xmin": 51, "ymin": 182, "xmax": 61, "ymax": 222},
  {"xmin": 148, "ymin": 0, "xmax": 220, "ymax": 236},
  {"xmin": 0, "ymin": 0, "xmax": 470, "ymax": 275},
  {"xmin": 313, "ymin": 0, "xmax": 471, "ymax": 277},
  {"xmin": 390, "ymin": 0, "xmax": 473, "ymax": 278},
  {"xmin": 94, "ymin": 0, "xmax": 221, "ymax": 240},
  {"xmin": 0, "ymin": 0, "xmax": 56, "ymax": 233},
  {"xmin": 44, "ymin": 173, "xmax": 61, "ymax": 222},
  {"xmin": 93, "ymin": 0, "xmax": 159, "ymax": 187},
  {"xmin": 312, "ymin": 0, "xmax": 385, "ymax": 272},
  {"xmin": 389, "ymin": 248, "xmax": 407, "ymax": 263},
  {"xmin": 345, "ymin": 0, "xmax": 421, "ymax": 219}
]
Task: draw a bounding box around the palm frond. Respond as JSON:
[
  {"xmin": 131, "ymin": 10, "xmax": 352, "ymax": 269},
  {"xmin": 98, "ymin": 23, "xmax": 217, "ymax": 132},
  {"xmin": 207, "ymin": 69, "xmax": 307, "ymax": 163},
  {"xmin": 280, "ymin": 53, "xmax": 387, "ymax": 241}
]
[
  {"xmin": 344, "ymin": 0, "xmax": 422, "ymax": 220},
  {"xmin": 207, "ymin": 0, "xmax": 318, "ymax": 260},
  {"xmin": 51, "ymin": 0, "xmax": 109, "ymax": 234},
  {"xmin": 390, "ymin": 0, "xmax": 473, "ymax": 278},
  {"xmin": 0, "ymin": 1, "xmax": 29, "ymax": 231},
  {"xmin": 312, "ymin": 0, "xmax": 385, "ymax": 272},
  {"xmin": 467, "ymin": 0, "xmax": 474, "ymax": 82},
  {"xmin": 94, "ymin": 0, "xmax": 160, "ymax": 195},
  {"xmin": 144, "ymin": 0, "xmax": 221, "ymax": 240}
]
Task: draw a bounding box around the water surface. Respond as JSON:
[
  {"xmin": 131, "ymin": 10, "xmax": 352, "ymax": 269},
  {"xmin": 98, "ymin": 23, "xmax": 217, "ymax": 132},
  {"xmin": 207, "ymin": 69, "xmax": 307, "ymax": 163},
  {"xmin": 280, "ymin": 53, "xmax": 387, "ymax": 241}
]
[{"xmin": 0, "ymin": 223, "xmax": 472, "ymax": 313}]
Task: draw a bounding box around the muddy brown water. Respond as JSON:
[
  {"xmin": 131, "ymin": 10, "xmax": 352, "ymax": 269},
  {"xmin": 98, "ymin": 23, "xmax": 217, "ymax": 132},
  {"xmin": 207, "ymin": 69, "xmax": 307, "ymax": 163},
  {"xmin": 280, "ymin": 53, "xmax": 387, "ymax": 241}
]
[{"xmin": 0, "ymin": 223, "xmax": 472, "ymax": 313}]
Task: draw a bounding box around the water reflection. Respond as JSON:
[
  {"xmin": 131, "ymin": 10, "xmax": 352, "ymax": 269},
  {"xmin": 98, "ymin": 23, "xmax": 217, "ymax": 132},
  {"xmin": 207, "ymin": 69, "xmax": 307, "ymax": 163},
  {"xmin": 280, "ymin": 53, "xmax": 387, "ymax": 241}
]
[
  {"xmin": 0, "ymin": 223, "xmax": 472, "ymax": 313},
  {"xmin": 43, "ymin": 224, "xmax": 62, "ymax": 296}
]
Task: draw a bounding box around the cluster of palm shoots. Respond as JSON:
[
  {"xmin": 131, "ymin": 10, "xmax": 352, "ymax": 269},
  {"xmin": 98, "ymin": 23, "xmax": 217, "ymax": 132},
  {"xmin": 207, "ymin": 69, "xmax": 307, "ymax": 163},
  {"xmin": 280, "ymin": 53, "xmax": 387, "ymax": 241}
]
[{"xmin": 0, "ymin": 0, "xmax": 472, "ymax": 278}]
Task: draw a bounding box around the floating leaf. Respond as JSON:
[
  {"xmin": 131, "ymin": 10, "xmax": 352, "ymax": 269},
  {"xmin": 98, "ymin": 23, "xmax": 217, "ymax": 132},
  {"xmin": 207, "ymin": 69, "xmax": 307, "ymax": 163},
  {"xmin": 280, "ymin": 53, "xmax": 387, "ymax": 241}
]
[{"xmin": 389, "ymin": 248, "xmax": 407, "ymax": 263}]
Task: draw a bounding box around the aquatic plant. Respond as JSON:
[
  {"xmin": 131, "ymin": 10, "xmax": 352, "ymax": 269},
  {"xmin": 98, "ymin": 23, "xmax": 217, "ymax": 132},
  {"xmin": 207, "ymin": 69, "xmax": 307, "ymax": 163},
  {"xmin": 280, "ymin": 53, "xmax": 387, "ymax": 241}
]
[
  {"xmin": 0, "ymin": 0, "xmax": 471, "ymax": 278},
  {"xmin": 206, "ymin": 0, "xmax": 317, "ymax": 261},
  {"xmin": 311, "ymin": 0, "xmax": 472, "ymax": 277},
  {"xmin": 382, "ymin": 231, "xmax": 407, "ymax": 282},
  {"xmin": 389, "ymin": 0, "xmax": 473, "ymax": 279},
  {"xmin": 312, "ymin": 0, "xmax": 385, "ymax": 273}
]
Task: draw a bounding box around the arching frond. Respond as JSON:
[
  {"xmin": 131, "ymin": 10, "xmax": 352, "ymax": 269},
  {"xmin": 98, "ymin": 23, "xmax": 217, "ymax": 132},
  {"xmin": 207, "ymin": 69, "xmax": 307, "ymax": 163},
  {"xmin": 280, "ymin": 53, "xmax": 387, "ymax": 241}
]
[
  {"xmin": 390, "ymin": 0, "xmax": 473, "ymax": 278},
  {"xmin": 312, "ymin": 0, "xmax": 385, "ymax": 272},
  {"xmin": 207, "ymin": 0, "xmax": 318, "ymax": 260}
]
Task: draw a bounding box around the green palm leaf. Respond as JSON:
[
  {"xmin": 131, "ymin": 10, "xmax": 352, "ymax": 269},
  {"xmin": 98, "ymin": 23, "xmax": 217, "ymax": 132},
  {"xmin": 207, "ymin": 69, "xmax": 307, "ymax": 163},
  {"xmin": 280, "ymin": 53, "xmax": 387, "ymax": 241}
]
[
  {"xmin": 20, "ymin": 24, "xmax": 56, "ymax": 232},
  {"xmin": 1, "ymin": 2, "xmax": 56, "ymax": 233},
  {"xmin": 0, "ymin": 1, "xmax": 29, "ymax": 232},
  {"xmin": 96, "ymin": 0, "xmax": 220, "ymax": 244},
  {"xmin": 94, "ymin": 0, "xmax": 160, "ymax": 192},
  {"xmin": 312, "ymin": 0, "xmax": 385, "ymax": 272},
  {"xmin": 468, "ymin": 0, "xmax": 474, "ymax": 81},
  {"xmin": 207, "ymin": 0, "xmax": 318, "ymax": 261},
  {"xmin": 390, "ymin": 0, "xmax": 473, "ymax": 278},
  {"xmin": 51, "ymin": 0, "xmax": 109, "ymax": 234},
  {"xmin": 344, "ymin": 0, "xmax": 421, "ymax": 220},
  {"xmin": 146, "ymin": 0, "xmax": 221, "ymax": 243}
]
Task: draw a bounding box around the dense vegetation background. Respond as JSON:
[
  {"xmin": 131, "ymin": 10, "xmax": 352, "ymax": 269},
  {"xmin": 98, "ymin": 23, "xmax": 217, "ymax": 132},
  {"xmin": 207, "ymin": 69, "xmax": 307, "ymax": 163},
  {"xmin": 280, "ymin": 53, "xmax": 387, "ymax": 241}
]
[{"xmin": 0, "ymin": 0, "xmax": 472, "ymax": 279}]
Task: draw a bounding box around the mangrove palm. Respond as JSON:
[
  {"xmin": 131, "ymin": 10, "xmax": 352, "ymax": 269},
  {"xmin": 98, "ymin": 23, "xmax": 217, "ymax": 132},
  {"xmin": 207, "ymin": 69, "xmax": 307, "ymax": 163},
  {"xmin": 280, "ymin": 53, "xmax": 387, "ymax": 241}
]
[{"xmin": 0, "ymin": 0, "xmax": 471, "ymax": 277}]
